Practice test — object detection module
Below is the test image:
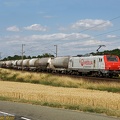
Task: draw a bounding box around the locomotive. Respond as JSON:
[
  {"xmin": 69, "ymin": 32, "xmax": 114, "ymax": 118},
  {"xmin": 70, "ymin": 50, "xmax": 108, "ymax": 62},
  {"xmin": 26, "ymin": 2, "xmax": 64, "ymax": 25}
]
[
  {"xmin": 0, "ymin": 54, "xmax": 120, "ymax": 78},
  {"xmin": 68, "ymin": 55, "xmax": 120, "ymax": 77}
]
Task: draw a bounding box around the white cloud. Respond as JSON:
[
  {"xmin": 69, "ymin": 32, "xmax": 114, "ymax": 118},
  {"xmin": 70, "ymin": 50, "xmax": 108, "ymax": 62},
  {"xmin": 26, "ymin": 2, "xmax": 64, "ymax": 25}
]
[
  {"xmin": 1, "ymin": 32, "xmax": 119, "ymax": 57},
  {"xmin": 71, "ymin": 19, "xmax": 113, "ymax": 30},
  {"xmin": 1, "ymin": 33, "xmax": 93, "ymax": 49},
  {"xmin": 24, "ymin": 24, "xmax": 48, "ymax": 31},
  {"xmin": 6, "ymin": 26, "xmax": 20, "ymax": 32},
  {"xmin": 63, "ymin": 39, "xmax": 102, "ymax": 47},
  {"xmin": 29, "ymin": 33, "xmax": 92, "ymax": 41},
  {"xmin": 83, "ymin": 40, "xmax": 102, "ymax": 46},
  {"xmin": 106, "ymin": 35, "xmax": 117, "ymax": 38}
]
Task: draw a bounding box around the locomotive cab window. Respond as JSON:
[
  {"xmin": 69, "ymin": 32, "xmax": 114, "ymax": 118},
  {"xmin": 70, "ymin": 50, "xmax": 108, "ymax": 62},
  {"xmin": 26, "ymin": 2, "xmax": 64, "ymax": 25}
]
[{"xmin": 106, "ymin": 55, "xmax": 118, "ymax": 62}]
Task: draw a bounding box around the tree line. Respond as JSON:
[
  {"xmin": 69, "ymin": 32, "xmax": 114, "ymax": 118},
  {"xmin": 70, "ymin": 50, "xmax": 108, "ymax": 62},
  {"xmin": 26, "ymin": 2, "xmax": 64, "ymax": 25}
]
[
  {"xmin": 91, "ymin": 48, "xmax": 120, "ymax": 57},
  {"xmin": 2, "ymin": 53, "xmax": 54, "ymax": 61},
  {"xmin": 1, "ymin": 48, "xmax": 120, "ymax": 61}
]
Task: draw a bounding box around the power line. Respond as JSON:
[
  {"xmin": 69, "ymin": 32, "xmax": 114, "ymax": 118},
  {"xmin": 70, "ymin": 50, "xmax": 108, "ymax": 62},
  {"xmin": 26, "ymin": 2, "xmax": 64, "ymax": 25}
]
[
  {"xmin": 14, "ymin": 15, "xmax": 120, "ymax": 57},
  {"xmin": 94, "ymin": 28, "xmax": 120, "ymax": 37},
  {"xmin": 36, "ymin": 15, "xmax": 120, "ymax": 54},
  {"xmin": 24, "ymin": 26, "xmax": 120, "ymax": 56},
  {"xmin": 39, "ymin": 28, "xmax": 120, "ymax": 52},
  {"xmin": 78, "ymin": 16, "xmax": 120, "ymax": 33}
]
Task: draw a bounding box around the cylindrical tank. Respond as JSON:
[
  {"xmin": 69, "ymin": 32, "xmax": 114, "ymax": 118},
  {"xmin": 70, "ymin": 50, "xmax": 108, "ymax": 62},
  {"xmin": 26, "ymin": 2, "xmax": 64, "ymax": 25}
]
[
  {"xmin": 29, "ymin": 58, "xmax": 39, "ymax": 67},
  {"xmin": 12, "ymin": 60, "xmax": 18, "ymax": 66},
  {"xmin": 51, "ymin": 56, "xmax": 69, "ymax": 69},
  {"xmin": 0, "ymin": 61, "xmax": 4, "ymax": 67},
  {"xmin": 5, "ymin": 61, "xmax": 13, "ymax": 67},
  {"xmin": 23, "ymin": 59, "xmax": 30, "ymax": 67},
  {"xmin": 36, "ymin": 58, "xmax": 51, "ymax": 67},
  {"xmin": 16, "ymin": 60, "xmax": 23, "ymax": 66},
  {"xmin": 0, "ymin": 61, "xmax": 6, "ymax": 67},
  {"xmin": 0, "ymin": 61, "xmax": 1, "ymax": 67},
  {"xmin": 12, "ymin": 60, "xmax": 18, "ymax": 68}
]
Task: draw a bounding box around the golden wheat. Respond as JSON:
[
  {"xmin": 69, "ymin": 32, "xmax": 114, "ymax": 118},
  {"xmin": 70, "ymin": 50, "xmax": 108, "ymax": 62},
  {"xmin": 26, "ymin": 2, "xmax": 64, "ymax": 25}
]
[
  {"xmin": 0, "ymin": 81, "xmax": 120, "ymax": 111},
  {"xmin": 0, "ymin": 68, "xmax": 120, "ymax": 116}
]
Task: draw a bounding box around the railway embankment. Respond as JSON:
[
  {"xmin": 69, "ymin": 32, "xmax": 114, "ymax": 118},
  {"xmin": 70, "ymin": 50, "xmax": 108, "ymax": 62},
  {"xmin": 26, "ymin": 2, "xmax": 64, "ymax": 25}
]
[{"xmin": 0, "ymin": 68, "xmax": 120, "ymax": 118}]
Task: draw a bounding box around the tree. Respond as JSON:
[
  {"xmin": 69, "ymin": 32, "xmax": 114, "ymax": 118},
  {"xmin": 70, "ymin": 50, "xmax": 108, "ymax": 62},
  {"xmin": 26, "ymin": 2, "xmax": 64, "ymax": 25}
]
[
  {"xmin": 41, "ymin": 53, "xmax": 54, "ymax": 57},
  {"xmin": 90, "ymin": 48, "xmax": 120, "ymax": 57}
]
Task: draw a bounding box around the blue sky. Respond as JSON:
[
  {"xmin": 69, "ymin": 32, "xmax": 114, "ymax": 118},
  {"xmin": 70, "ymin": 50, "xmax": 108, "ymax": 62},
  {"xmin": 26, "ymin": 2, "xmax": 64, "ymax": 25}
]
[{"xmin": 0, "ymin": 0, "xmax": 120, "ymax": 58}]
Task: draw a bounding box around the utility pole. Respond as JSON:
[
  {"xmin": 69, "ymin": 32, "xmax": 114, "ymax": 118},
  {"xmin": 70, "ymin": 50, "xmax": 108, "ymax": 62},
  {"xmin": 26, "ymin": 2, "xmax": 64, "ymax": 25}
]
[
  {"xmin": 0, "ymin": 52, "xmax": 1, "ymax": 61},
  {"xmin": 21, "ymin": 44, "xmax": 25, "ymax": 71},
  {"xmin": 54, "ymin": 45, "xmax": 58, "ymax": 57},
  {"xmin": 0, "ymin": 52, "xmax": 1, "ymax": 67}
]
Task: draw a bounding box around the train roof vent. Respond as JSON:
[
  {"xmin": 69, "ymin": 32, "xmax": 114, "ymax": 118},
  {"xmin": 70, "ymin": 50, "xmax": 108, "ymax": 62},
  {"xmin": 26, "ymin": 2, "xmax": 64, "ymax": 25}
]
[{"xmin": 82, "ymin": 54, "xmax": 93, "ymax": 57}]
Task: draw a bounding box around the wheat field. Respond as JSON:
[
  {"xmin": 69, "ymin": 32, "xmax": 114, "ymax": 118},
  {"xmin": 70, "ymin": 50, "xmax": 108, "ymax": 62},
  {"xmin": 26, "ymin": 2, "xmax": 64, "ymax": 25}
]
[
  {"xmin": 0, "ymin": 81, "xmax": 120, "ymax": 117},
  {"xmin": 0, "ymin": 68, "xmax": 120, "ymax": 93}
]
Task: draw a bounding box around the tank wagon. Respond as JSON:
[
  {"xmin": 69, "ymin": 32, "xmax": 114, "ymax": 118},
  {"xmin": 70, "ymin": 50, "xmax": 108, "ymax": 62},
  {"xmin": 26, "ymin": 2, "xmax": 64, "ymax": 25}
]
[
  {"xmin": 12, "ymin": 60, "xmax": 18, "ymax": 69},
  {"xmin": 22, "ymin": 59, "xmax": 30, "ymax": 70},
  {"xmin": 28, "ymin": 58, "xmax": 39, "ymax": 71},
  {"xmin": 5, "ymin": 61, "xmax": 13, "ymax": 68},
  {"xmin": 35, "ymin": 57, "xmax": 52, "ymax": 72},
  {"xmin": 16, "ymin": 60, "xmax": 23, "ymax": 69},
  {"xmin": 0, "ymin": 61, "xmax": 5, "ymax": 67},
  {"xmin": 51, "ymin": 56, "xmax": 70, "ymax": 73},
  {"xmin": 0, "ymin": 61, "xmax": 2, "ymax": 67}
]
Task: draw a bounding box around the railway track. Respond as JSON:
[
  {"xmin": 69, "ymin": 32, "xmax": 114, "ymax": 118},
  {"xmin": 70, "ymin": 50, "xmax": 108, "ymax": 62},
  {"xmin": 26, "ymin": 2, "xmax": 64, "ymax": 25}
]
[
  {"xmin": 1, "ymin": 68, "xmax": 120, "ymax": 83},
  {"xmin": 77, "ymin": 76, "xmax": 120, "ymax": 83},
  {"xmin": 51, "ymin": 72, "xmax": 120, "ymax": 83}
]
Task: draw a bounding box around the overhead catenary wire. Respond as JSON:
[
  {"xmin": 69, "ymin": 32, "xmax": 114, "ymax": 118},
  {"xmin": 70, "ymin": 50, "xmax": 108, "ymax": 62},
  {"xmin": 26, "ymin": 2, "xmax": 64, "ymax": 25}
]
[
  {"xmin": 32, "ymin": 15, "xmax": 120, "ymax": 55},
  {"xmin": 12, "ymin": 15, "xmax": 120, "ymax": 57},
  {"xmin": 1, "ymin": 15, "xmax": 120, "ymax": 58},
  {"xmin": 34, "ymin": 27, "xmax": 120, "ymax": 55},
  {"xmin": 77, "ymin": 15, "xmax": 120, "ymax": 33}
]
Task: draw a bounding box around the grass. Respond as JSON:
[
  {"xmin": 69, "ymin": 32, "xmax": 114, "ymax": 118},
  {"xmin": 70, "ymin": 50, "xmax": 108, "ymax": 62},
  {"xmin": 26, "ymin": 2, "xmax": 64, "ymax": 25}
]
[
  {"xmin": 0, "ymin": 68, "xmax": 120, "ymax": 93},
  {"xmin": 0, "ymin": 68, "xmax": 83, "ymax": 88},
  {"xmin": 0, "ymin": 68, "xmax": 120, "ymax": 117},
  {"xmin": 0, "ymin": 81, "xmax": 120, "ymax": 117}
]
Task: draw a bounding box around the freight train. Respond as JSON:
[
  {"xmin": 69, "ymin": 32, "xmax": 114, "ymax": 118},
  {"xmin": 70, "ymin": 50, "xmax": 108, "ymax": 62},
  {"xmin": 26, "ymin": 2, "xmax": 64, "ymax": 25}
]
[{"xmin": 1, "ymin": 54, "xmax": 120, "ymax": 78}]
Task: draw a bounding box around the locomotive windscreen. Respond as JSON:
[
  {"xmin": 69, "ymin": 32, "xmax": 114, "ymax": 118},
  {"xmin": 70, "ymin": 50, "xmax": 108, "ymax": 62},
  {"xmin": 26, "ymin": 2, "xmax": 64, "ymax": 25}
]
[{"xmin": 106, "ymin": 55, "xmax": 118, "ymax": 62}]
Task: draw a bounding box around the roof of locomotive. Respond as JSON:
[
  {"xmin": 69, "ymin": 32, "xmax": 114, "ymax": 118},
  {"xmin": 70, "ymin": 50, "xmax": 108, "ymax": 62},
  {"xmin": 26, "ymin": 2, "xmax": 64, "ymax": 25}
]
[{"xmin": 76, "ymin": 54, "xmax": 119, "ymax": 57}]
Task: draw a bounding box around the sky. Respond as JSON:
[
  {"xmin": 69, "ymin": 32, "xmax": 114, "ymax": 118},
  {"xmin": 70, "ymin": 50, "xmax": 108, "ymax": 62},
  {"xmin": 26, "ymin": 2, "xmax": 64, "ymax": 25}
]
[{"xmin": 0, "ymin": 0, "xmax": 120, "ymax": 58}]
